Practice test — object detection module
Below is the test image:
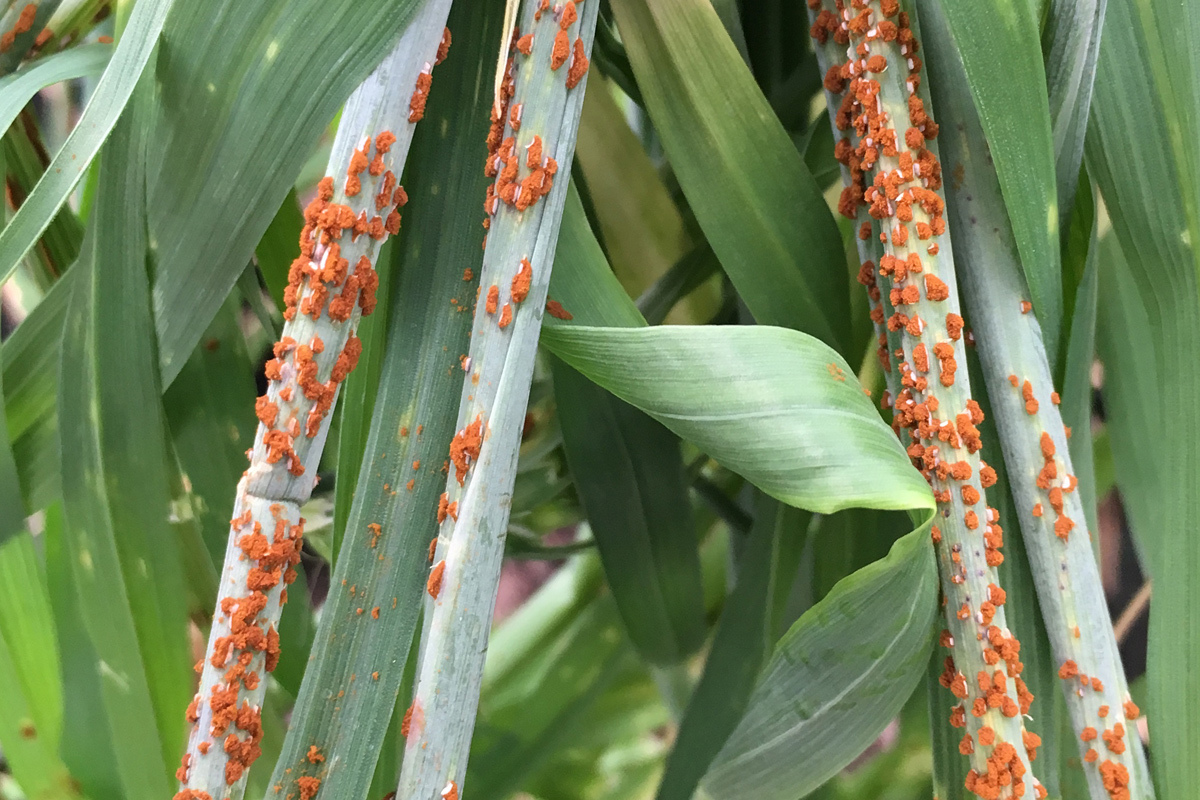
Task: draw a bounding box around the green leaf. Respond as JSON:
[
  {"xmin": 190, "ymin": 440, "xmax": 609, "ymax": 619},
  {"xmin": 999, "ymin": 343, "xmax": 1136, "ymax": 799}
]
[
  {"xmin": 553, "ymin": 356, "xmax": 707, "ymax": 665},
  {"xmin": 148, "ymin": 0, "xmax": 425, "ymax": 384},
  {"xmin": 1088, "ymin": 0, "xmax": 1200, "ymax": 793},
  {"xmin": 1040, "ymin": 0, "xmax": 1105, "ymax": 226},
  {"xmin": 656, "ymin": 492, "xmax": 804, "ymax": 800},
  {"xmin": 932, "ymin": 0, "xmax": 1062, "ymax": 361},
  {"xmin": 610, "ymin": 0, "xmax": 850, "ymax": 353},
  {"xmin": 543, "ymin": 325, "xmax": 932, "ymax": 514},
  {"xmin": 0, "ymin": 0, "xmax": 172, "ymax": 286},
  {"xmin": 0, "ymin": 531, "xmax": 77, "ymax": 799},
  {"xmin": 0, "ymin": 348, "xmax": 24, "ymax": 547},
  {"xmin": 332, "ymin": 236, "xmax": 395, "ymax": 567},
  {"xmin": 700, "ymin": 523, "xmax": 938, "ymax": 800},
  {"xmin": 267, "ymin": 3, "xmax": 493, "ymax": 794},
  {"xmin": 0, "ymin": 42, "xmax": 111, "ymax": 140},
  {"xmin": 255, "ymin": 188, "xmax": 304, "ymax": 310},
  {"xmin": 54, "ymin": 80, "xmax": 189, "ymax": 798},
  {"xmin": 163, "ymin": 298, "xmax": 259, "ymax": 566}
]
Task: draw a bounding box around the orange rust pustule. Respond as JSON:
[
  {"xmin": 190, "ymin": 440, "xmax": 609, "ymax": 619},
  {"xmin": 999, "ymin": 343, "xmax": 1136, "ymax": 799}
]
[
  {"xmin": 427, "ymin": 560, "xmax": 446, "ymax": 599},
  {"xmin": 566, "ymin": 36, "xmax": 590, "ymax": 89},
  {"xmin": 551, "ymin": 30, "xmax": 570, "ymax": 70},
  {"xmin": 0, "ymin": 4, "xmax": 36, "ymax": 53},
  {"xmin": 449, "ymin": 416, "xmax": 484, "ymax": 485},
  {"xmin": 512, "ymin": 258, "xmax": 533, "ymax": 303},
  {"xmin": 409, "ymin": 70, "xmax": 433, "ymax": 123}
]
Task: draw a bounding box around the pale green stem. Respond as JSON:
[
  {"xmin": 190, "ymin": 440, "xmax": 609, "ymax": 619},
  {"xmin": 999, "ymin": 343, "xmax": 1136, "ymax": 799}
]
[{"xmin": 395, "ymin": 3, "xmax": 598, "ymax": 799}]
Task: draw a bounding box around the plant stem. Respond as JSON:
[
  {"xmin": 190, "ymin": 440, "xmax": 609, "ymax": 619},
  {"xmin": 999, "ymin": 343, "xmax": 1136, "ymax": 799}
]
[
  {"xmin": 395, "ymin": 3, "xmax": 597, "ymax": 799},
  {"xmin": 807, "ymin": 2, "xmax": 1041, "ymax": 796},
  {"xmin": 174, "ymin": 4, "xmax": 452, "ymax": 797}
]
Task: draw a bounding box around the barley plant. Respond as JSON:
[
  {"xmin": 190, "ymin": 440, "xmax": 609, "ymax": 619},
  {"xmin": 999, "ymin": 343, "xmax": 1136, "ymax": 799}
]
[{"xmin": 0, "ymin": 0, "xmax": 1195, "ymax": 799}]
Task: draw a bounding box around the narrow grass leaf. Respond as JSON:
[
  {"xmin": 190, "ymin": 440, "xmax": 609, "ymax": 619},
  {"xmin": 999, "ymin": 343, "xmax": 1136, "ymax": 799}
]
[
  {"xmin": 610, "ymin": 0, "xmax": 850, "ymax": 353},
  {"xmin": 1087, "ymin": 0, "xmax": 1200, "ymax": 792},
  {"xmin": 1041, "ymin": 0, "xmax": 1106, "ymax": 226},
  {"xmin": 0, "ymin": 42, "xmax": 110, "ymax": 138},
  {"xmin": 0, "ymin": 531, "xmax": 76, "ymax": 798},
  {"xmin": 56, "ymin": 81, "xmax": 188, "ymax": 797},
  {"xmin": 932, "ymin": 0, "xmax": 1062, "ymax": 360},
  {"xmin": 553, "ymin": 356, "xmax": 706, "ymax": 665},
  {"xmin": 0, "ymin": 0, "xmax": 172, "ymax": 285}
]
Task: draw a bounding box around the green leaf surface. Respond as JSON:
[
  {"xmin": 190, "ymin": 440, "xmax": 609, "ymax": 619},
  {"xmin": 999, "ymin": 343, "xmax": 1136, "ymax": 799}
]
[
  {"xmin": 0, "ymin": 348, "xmax": 24, "ymax": 546},
  {"xmin": 1041, "ymin": 0, "xmax": 1105, "ymax": 226},
  {"xmin": 267, "ymin": 4, "xmax": 492, "ymax": 794},
  {"xmin": 544, "ymin": 325, "xmax": 932, "ymax": 515},
  {"xmin": 1087, "ymin": 0, "xmax": 1200, "ymax": 794},
  {"xmin": 163, "ymin": 299, "xmax": 259, "ymax": 566},
  {"xmin": 0, "ymin": 42, "xmax": 110, "ymax": 139},
  {"xmin": 54, "ymin": 81, "xmax": 188, "ymax": 798},
  {"xmin": 0, "ymin": 0, "xmax": 61, "ymax": 76},
  {"xmin": 610, "ymin": 0, "xmax": 850, "ymax": 353},
  {"xmin": 554, "ymin": 356, "xmax": 706, "ymax": 665},
  {"xmin": 0, "ymin": 0, "xmax": 172, "ymax": 286},
  {"xmin": 701, "ymin": 523, "xmax": 938, "ymax": 800},
  {"xmin": 0, "ymin": 531, "xmax": 76, "ymax": 799},
  {"xmin": 254, "ymin": 188, "xmax": 304, "ymax": 310},
  {"xmin": 933, "ymin": 0, "xmax": 1062, "ymax": 361}
]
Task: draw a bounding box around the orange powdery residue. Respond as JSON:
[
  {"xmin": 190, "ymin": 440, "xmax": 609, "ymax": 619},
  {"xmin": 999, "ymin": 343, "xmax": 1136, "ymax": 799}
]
[
  {"xmin": 297, "ymin": 776, "xmax": 321, "ymax": 800},
  {"xmin": 427, "ymin": 560, "xmax": 446, "ymax": 598},
  {"xmin": 486, "ymin": 285, "xmax": 499, "ymax": 314},
  {"xmin": 499, "ymin": 303, "xmax": 513, "ymax": 329},
  {"xmin": 436, "ymin": 27, "xmax": 452, "ymax": 64},
  {"xmin": 560, "ymin": 1, "xmax": 578, "ymax": 29},
  {"xmin": 1022, "ymin": 380, "xmax": 1039, "ymax": 414},
  {"xmin": 566, "ymin": 36, "xmax": 590, "ymax": 89},
  {"xmin": 0, "ymin": 4, "xmax": 36, "ymax": 52},
  {"xmin": 173, "ymin": 792, "xmax": 214, "ymax": 800},
  {"xmin": 442, "ymin": 780, "xmax": 459, "ymax": 800},
  {"xmin": 545, "ymin": 299, "xmax": 572, "ymax": 320},
  {"xmin": 450, "ymin": 415, "xmax": 484, "ymax": 485},
  {"xmin": 367, "ymin": 523, "xmax": 382, "ymax": 548},
  {"xmin": 306, "ymin": 745, "xmax": 324, "ymax": 764},
  {"xmin": 409, "ymin": 68, "xmax": 433, "ymax": 123},
  {"xmin": 512, "ymin": 258, "xmax": 533, "ymax": 302},
  {"xmin": 516, "ymin": 33, "xmax": 534, "ymax": 55},
  {"xmin": 551, "ymin": 30, "xmax": 569, "ymax": 70},
  {"xmin": 33, "ymin": 26, "xmax": 51, "ymax": 47},
  {"xmin": 1099, "ymin": 761, "xmax": 1130, "ymax": 800}
]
